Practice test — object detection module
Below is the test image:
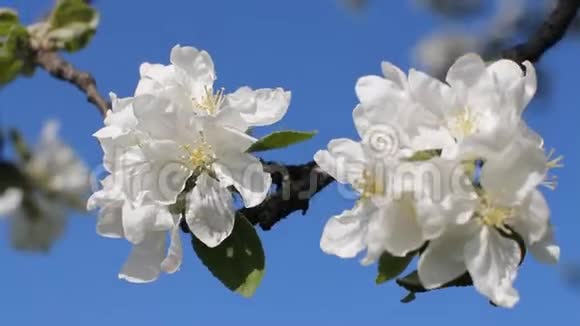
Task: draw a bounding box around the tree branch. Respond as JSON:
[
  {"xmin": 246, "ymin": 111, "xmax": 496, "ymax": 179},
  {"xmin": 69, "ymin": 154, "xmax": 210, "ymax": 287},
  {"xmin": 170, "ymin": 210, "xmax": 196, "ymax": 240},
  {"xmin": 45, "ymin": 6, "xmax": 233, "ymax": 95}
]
[
  {"xmin": 33, "ymin": 50, "xmax": 109, "ymax": 117},
  {"xmin": 241, "ymin": 161, "xmax": 334, "ymax": 230},
  {"xmin": 502, "ymin": 0, "xmax": 580, "ymax": 63}
]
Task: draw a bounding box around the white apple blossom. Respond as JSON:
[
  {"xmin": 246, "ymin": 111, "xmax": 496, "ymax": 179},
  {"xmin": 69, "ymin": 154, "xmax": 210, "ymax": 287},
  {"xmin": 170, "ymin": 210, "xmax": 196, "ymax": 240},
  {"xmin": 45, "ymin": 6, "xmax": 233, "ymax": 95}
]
[
  {"xmin": 134, "ymin": 45, "xmax": 290, "ymax": 132},
  {"xmin": 1, "ymin": 121, "xmax": 90, "ymax": 251},
  {"xmin": 320, "ymin": 55, "xmax": 560, "ymax": 308},
  {"xmin": 409, "ymin": 53, "xmax": 538, "ymax": 159},
  {"xmin": 417, "ymin": 134, "xmax": 560, "ymax": 308},
  {"xmin": 315, "ymin": 87, "xmax": 477, "ymax": 264},
  {"xmin": 88, "ymin": 175, "xmax": 183, "ymax": 283},
  {"xmin": 355, "ymin": 53, "xmax": 538, "ymax": 160},
  {"xmin": 90, "ymin": 45, "xmax": 291, "ymax": 282}
]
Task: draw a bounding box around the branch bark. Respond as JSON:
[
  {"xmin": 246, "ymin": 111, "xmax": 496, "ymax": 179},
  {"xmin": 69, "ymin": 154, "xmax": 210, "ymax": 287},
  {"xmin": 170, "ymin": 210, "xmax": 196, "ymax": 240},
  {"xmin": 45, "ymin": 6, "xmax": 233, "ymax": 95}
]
[
  {"xmin": 33, "ymin": 50, "xmax": 109, "ymax": 117},
  {"xmin": 241, "ymin": 161, "xmax": 334, "ymax": 230},
  {"xmin": 502, "ymin": 0, "xmax": 580, "ymax": 63}
]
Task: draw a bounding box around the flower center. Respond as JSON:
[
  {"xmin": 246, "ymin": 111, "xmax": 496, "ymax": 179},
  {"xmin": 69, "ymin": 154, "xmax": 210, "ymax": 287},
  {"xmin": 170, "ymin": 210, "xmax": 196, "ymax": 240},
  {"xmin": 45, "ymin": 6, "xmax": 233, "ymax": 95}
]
[
  {"xmin": 477, "ymin": 196, "xmax": 513, "ymax": 233},
  {"xmin": 180, "ymin": 140, "xmax": 216, "ymax": 172},
  {"xmin": 449, "ymin": 107, "xmax": 478, "ymax": 139},
  {"xmin": 193, "ymin": 86, "xmax": 225, "ymax": 115},
  {"xmin": 355, "ymin": 169, "xmax": 386, "ymax": 199}
]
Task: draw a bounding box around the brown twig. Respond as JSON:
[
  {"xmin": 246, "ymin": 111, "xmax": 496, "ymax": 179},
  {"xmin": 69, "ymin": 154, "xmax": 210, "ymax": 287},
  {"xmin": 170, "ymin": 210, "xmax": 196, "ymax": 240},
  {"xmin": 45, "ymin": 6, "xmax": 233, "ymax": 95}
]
[
  {"xmin": 33, "ymin": 50, "xmax": 109, "ymax": 117},
  {"xmin": 241, "ymin": 161, "xmax": 334, "ymax": 230},
  {"xmin": 502, "ymin": 0, "xmax": 580, "ymax": 63}
]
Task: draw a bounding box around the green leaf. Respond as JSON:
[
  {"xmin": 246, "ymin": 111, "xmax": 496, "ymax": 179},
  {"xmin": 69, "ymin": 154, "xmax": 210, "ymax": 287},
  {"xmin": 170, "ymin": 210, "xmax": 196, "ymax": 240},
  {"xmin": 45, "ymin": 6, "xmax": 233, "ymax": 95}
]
[
  {"xmin": 376, "ymin": 251, "xmax": 414, "ymax": 285},
  {"xmin": 247, "ymin": 130, "xmax": 317, "ymax": 153},
  {"xmin": 192, "ymin": 214, "xmax": 265, "ymax": 298},
  {"xmin": 0, "ymin": 11, "xmax": 30, "ymax": 85},
  {"xmin": 48, "ymin": 0, "xmax": 99, "ymax": 52},
  {"xmin": 0, "ymin": 8, "xmax": 18, "ymax": 24}
]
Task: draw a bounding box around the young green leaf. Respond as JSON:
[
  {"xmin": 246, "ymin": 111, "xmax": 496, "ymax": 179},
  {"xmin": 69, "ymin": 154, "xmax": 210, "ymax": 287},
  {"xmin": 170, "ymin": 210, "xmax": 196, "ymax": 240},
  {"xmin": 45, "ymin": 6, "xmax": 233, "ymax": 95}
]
[
  {"xmin": 376, "ymin": 251, "xmax": 414, "ymax": 285},
  {"xmin": 246, "ymin": 130, "xmax": 316, "ymax": 153},
  {"xmin": 0, "ymin": 11, "xmax": 30, "ymax": 85},
  {"xmin": 0, "ymin": 8, "xmax": 19, "ymax": 25},
  {"xmin": 191, "ymin": 214, "xmax": 265, "ymax": 298},
  {"xmin": 47, "ymin": 0, "xmax": 99, "ymax": 52}
]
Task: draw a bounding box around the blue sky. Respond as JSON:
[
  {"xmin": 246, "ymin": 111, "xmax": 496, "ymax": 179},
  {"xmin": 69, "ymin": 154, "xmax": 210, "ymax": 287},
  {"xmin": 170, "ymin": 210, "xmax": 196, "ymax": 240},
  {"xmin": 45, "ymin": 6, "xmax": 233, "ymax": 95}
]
[{"xmin": 1, "ymin": 0, "xmax": 579, "ymax": 324}]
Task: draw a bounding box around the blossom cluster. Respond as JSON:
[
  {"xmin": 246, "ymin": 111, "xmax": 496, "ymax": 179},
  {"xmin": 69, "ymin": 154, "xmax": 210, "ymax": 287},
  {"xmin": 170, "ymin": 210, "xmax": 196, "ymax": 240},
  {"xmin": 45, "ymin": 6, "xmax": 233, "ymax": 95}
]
[
  {"xmin": 88, "ymin": 45, "xmax": 290, "ymax": 282},
  {"xmin": 315, "ymin": 53, "xmax": 560, "ymax": 307},
  {"xmin": 0, "ymin": 121, "xmax": 90, "ymax": 251}
]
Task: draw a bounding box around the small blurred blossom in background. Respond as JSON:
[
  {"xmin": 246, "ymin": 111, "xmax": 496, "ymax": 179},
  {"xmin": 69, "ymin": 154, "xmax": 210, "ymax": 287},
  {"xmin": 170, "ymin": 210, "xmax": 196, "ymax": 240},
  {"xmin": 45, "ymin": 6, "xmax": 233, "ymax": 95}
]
[
  {"xmin": 0, "ymin": 121, "xmax": 90, "ymax": 252},
  {"xmin": 413, "ymin": 31, "xmax": 481, "ymax": 79}
]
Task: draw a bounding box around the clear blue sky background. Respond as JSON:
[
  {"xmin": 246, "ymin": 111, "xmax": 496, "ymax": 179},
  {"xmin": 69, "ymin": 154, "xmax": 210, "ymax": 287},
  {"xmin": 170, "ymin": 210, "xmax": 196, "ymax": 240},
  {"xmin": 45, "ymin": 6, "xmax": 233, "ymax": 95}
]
[{"xmin": 1, "ymin": 0, "xmax": 579, "ymax": 324}]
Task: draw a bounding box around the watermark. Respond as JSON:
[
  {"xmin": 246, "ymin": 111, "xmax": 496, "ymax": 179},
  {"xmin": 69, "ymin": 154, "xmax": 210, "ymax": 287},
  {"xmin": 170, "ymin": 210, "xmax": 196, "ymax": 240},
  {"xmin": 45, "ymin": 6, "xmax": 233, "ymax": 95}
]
[{"xmin": 87, "ymin": 123, "xmax": 476, "ymax": 208}]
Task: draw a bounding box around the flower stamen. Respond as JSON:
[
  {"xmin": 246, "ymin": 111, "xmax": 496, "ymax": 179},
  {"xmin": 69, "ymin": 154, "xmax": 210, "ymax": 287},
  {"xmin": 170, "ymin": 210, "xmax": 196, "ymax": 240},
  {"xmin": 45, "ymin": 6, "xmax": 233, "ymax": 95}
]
[
  {"xmin": 180, "ymin": 137, "xmax": 216, "ymax": 172},
  {"xmin": 193, "ymin": 86, "xmax": 225, "ymax": 115},
  {"xmin": 449, "ymin": 107, "xmax": 479, "ymax": 139},
  {"xmin": 355, "ymin": 169, "xmax": 386, "ymax": 199},
  {"xmin": 542, "ymin": 148, "xmax": 564, "ymax": 190},
  {"xmin": 477, "ymin": 196, "xmax": 513, "ymax": 234}
]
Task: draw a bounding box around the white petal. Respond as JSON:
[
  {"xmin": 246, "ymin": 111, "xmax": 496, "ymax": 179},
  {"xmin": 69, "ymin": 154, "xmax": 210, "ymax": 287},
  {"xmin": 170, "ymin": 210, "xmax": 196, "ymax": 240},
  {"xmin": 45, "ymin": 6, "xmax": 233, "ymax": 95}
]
[
  {"xmin": 313, "ymin": 138, "xmax": 366, "ymax": 185},
  {"xmin": 186, "ymin": 173, "xmax": 235, "ymax": 248},
  {"xmin": 486, "ymin": 59, "xmax": 523, "ymax": 90},
  {"xmin": 381, "ymin": 61, "xmax": 407, "ymax": 90},
  {"xmin": 136, "ymin": 63, "xmax": 177, "ymax": 95},
  {"xmin": 96, "ymin": 204, "xmax": 124, "ymax": 238},
  {"xmin": 130, "ymin": 140, "xmax": 192, "ymax": 204},
  {"xmin": 119, "ymin": 231, "xmax": 166, "ymax": 283},
  {"xmin": 529, "ymin": 226, "xmax": 560, "ymax": 264},
  {"xmin": 418, "ymin": 224, "xmax": 475, "ymax": 289},
  {"xmin": 169, "ymin": 45, "xmax": 215, "ymax": 89},
  {"xmin": 0, "ymin": 188, "xmax": 23, "ymax": 216},
  {"xmin": 355, "ymin": 75, "xmax": 399, "ymax": 105},
  {"xmin": 408, "ymin": 69, "xmax": 455, "ymax": 120},
  {"xmin": 223, "ymin": 87, "xmax": 290, "ymax": 128},
  {"xmin": 510, "ymin": 190, "xmax": 549, "ymax": 245},
  {"xmin": 464, "ymin": 226, "xmax": 521, "ymax": 308},
  {"xmin": 213, "ymin": 152, "xmax": 271, "ymax": 208},
  {"xmin": 122, "ymin": 202, "xmax": 160, "ymax": 244},
  {"xmin": 320, "ymin": 202, "xmax": 373, "ymax": 259},
  {"xmin": 132, "ymin": 93, "xmax": 193, "ymax": 141},
  {"xmin": 161, "ymin": 222, "xmax": 183, "ymax": 274},
  {"xmin": 411, "ymin": 158, "xmax": 478, "ymax": 239},
  {"xmin": 481, "ymin": 137, "xmax": 547, "ymax": 206},
  {"xmin": 446, "ymin": 53, "xmax": 487, "ymax": 89},
  {"xmin": 373, "ymin": 198, "xmax": 424, "ymax": 258},
  {"xmin": 106, "ymin": 93, "xmax": 138, "ymax": 130},
  {"xmin": 204, "ymin": 123, "xmax": 256, "ymax": 155}
]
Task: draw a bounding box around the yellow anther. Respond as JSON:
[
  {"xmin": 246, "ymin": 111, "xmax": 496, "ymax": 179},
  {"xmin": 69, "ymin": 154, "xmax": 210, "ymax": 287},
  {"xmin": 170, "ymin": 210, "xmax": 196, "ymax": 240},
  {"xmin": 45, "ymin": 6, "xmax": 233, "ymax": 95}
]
[
  {"xmin": 546, "ymin": 148, "xmax": 564, "ymax": 169},
  {"xmin": 181, "ymin": 140, "xmax": 215, "ymax": 172},
  {"xmin": 543, "ymin": 148, "xmax": 564, "ymax": 190},
  {"xmin": 477, "ymin": 195, "xmax": 513, "ymax": 234},
  {"xmin": 355, "ymin": 169, "xmax": 386, "ymax": 199},
  {"xmin": 450, "ymin": 107, "xmax": 479, "ymax": 139}
]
